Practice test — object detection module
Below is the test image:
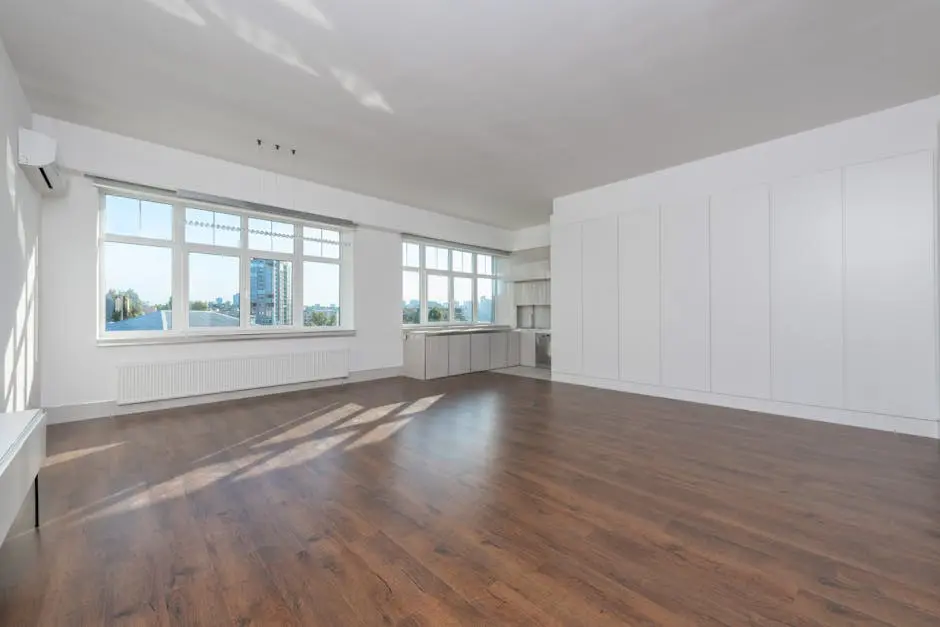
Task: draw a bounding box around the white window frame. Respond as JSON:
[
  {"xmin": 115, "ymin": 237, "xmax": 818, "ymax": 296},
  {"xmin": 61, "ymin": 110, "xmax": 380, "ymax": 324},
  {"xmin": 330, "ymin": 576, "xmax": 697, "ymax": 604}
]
[
  {"xmin": 402, "ymin": 239, "xmax": 499, "ymax": 327},
  {"xmin": 97, "ymin": 190, "xmax": 351, "ymax": 342}
]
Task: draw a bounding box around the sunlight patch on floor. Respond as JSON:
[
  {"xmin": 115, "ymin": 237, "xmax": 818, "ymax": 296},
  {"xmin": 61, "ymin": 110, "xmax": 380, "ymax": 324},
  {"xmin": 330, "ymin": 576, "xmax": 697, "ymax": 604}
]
[
  {"xmin": 43, "ymin": 442, "xmax": 125, "ymax": 468},
  {"xmin": 398, "ymin": 394, "xmax": 444, "ymax": 417},
  {"xmin": 254, "ymin": 402, "xmax": 362, "ymax": 447}
]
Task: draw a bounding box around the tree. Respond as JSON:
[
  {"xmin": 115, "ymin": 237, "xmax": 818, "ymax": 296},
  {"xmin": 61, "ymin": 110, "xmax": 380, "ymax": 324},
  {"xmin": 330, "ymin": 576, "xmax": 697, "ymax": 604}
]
[
  {"xmin": 428, "ymin": 306, "xmax": 445, "ymax": 322},
  {"xmin": 309, "ymin": 310, "xmax": 336, "ymax": 326},
  {"xmin": 107, "ymin": 288, "xmax": 145, "ymax": 322},
  {"xmin": 190, "ymin": 300, "xmax": 209, "ymax": 311}
]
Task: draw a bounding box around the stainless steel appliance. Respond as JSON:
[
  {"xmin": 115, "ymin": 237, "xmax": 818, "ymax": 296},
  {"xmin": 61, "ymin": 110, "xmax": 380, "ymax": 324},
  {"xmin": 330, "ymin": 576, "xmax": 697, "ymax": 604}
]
[{"xmin": 535, "ymin": 333, "xmax": 551, "ymax": 369}]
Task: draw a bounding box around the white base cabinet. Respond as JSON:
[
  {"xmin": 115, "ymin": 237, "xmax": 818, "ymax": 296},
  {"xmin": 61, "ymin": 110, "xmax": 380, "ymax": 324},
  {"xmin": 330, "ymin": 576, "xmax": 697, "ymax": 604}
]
[{"xmin": 404, "ymin": 331, "xmax": 521, "ymax": 379}]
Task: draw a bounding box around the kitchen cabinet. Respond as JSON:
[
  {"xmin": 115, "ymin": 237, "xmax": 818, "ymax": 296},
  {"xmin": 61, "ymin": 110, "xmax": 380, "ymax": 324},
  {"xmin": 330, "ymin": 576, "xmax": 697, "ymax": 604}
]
[
  {"xmin": 426, "ymin": 336, "xmax": 450, "ymax": 380},
  {"xmin": 404, "ymin": 330, "xmax": 519, "ymax": 380},
  {"xmin": 520, "ymin": 331, "xmax": 537, "ymax": 367},
  {"xmin": 448, "ymin": 335, "xmax": 471, "ymax": 376},
  {"xmin": 490, "ymin": 332, "xmax": 509, "ymax": 369},
  {"xmin": 508, "ymin": 331, "xmax": 521, "ymax": 367},
  {"xmin": 515, "ymin": 280, "xmax": 551, "ymax": 306},
  {"xmin": 471, "ymin": 334, "xmax": 491, "ymax": 372}
]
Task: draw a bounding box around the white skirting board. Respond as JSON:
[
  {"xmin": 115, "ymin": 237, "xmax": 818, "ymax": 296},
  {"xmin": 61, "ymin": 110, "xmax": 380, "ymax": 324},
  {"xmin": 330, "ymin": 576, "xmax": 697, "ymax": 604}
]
[
  {"xmin": 552, "ymin": 373, "xmax": 940, "ymax": 439},
  {"xmin": 46, "ymin": 366, "xmax": 401, "ymax": 425}
]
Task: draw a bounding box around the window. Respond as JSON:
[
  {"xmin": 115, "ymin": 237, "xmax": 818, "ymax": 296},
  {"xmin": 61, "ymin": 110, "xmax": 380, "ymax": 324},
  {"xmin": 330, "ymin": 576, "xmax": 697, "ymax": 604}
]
[
  {"xmin": 402, "ymin": 270, "xmax": 420, "ymax": 324},
  {"xmin": 427, "ymin": 274, "xmax": 450, "ymax": 322},
  {"xmin": 186, "ymin": 208, "xmax": 240, "ymax": 247},
  {"xmin": 103, "ymin": 242, "xmax": 173, "ymax": 332},
  {"xmin": 304, "ymin": 261, "xmax": 340, "ymax": 327},
  {"xmin": 188, "ymin": 253, "xmax": 240, "ymax": 328},
  {"xmin": 401, "ymin": 240, "xmax": 500, "ymax": 325},
  {"xmin": 250, "ymin": 258, "xmax": 293, "ymax": 326},
  {"xmin": 99, "ymin": 190, "xmax": 349, "ymax": 338}
]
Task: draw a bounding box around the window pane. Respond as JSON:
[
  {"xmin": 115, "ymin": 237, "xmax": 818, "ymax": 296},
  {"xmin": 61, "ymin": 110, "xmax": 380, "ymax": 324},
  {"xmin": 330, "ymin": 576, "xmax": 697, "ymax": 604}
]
[
  {"xmin": 250, "ymin": 258, "xmax": 293, "ymax": 326},
  {"xmin": 477, "ymin": 254, "xmax": 493, "ymax": 276},
  {"xmin": 322, "ymin": 229, "xmax": 340, "ymax": 259},
  {"xmin": 304, "ymin": 262, "xmax": 340, "ymax": 327},
  {"xmin": 104, "ymin": 195, "xmax": 172, "ymax": 240},
  {"xmin": 189, "ymin": 253, "xmax": 240, "ymax": 328},
  {"xmin": 427, "ymin": 274, "xmax": 450, "ymax": 322},
  {"xmin": 103, "ymin": 242, "xmax": 172, "ymax": 332},
  {"xmin": 453, "ymin": 251, "xmax": 473, "ymax": 273},
  {"xmin": 402, "ymin": 242, "xmax": 420, "ymax": 268},
  {"xmin": 477, "ymin": 278, "xmax": 494, "ymax": 323},
  {"xmin": 303, "ymin": 227, "xmax": 322, "ymax": 257},
  {"xmin": 186, "ymin": 208, "xmax": 241, "ymax": 247},
  {"xmin": 303, "ymin": 227, "xmax": 341, "ymax": 259},
  {"xmin": 453, "ymin": 277, "xmax": 472, "ymax": 322},
  {"xmin": 249, "ymin": 218, "xmax": 294, "ymax": 253},
  {"xmin": 426, "ymin": 246, "xmax": 449, "ymax": 271},
  {"xmin": 402, "ymin": 270, "xmax": 420, "ymax": 324}
]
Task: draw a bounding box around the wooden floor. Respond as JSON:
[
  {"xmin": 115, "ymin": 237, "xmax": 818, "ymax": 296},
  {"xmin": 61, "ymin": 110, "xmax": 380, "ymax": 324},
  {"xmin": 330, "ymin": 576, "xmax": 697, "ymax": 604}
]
[{"xmin": 2, "ymin": 374, "xmax": 940, "ymax": 626}]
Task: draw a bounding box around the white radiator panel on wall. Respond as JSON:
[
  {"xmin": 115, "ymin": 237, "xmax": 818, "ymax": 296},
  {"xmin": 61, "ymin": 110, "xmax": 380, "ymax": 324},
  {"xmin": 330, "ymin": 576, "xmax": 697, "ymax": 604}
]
[
  {"xmin": 844, "ymin": 151, "xmax": 937, "ymax": 420},
  {"xmin": 117, "ymin": 349, "xmax": 349, "ymax": 405},
  {"xmin": 661, "ymin": 199, "xmax": 710, "ymax": 392},
  {"xmin": 619, "ymin": 206, "xmax": 660, "ymax": 385},
  {"xmin": 709, "ymin": 186, "xmax": 771, "ymax": 399},
  {"xmin": 581, "ymin": 215, "xmax": 620, "ymax": 380},
  {"xmin": 772, "ymin": 170, "xmax": 844, "ymax": 408}
]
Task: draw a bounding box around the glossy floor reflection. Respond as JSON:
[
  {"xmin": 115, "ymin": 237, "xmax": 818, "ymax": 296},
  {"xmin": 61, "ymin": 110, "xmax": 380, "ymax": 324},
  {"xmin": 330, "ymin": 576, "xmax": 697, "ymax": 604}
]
[{"xmin": 1, "ymin": 374, "xmax": 939, "ymax": 625}]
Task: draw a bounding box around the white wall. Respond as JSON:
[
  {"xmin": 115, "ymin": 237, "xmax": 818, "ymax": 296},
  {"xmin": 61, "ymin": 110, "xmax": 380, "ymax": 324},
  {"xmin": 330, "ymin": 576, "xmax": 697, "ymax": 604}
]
[
  {"xmin": 552, "ymin": 95, "xmax": 940, "ymax": 439},
  {"xmin": 36, "ymin": 117, "xmax": 514, "ymax": 413},
  {"xmin": 513, "ymin": 223, "xmax": 550, "ymax": 251},
  {"xmin": 0, "ymin": 36, "xmax": 41, "ymax": 413}
]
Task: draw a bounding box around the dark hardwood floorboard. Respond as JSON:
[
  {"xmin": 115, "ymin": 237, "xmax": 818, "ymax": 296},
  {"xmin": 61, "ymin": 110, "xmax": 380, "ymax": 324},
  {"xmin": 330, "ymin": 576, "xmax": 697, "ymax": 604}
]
[{"xmin": 2, "ymin": 373, "xmax": 939, "ymax": 626}]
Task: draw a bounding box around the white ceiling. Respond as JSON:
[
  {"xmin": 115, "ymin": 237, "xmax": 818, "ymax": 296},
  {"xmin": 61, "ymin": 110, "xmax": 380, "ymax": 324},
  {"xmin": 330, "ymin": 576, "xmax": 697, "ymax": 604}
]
[{"xmin": 3, "ymin": 1, "xmax": 940, "ymax": 229}]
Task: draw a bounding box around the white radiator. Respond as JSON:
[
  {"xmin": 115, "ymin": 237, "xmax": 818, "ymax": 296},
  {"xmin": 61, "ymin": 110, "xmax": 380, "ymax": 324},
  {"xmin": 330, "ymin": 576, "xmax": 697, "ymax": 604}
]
[{"xmin": 117, "ymin": 349, "xmax": 349, "ymax": 405}]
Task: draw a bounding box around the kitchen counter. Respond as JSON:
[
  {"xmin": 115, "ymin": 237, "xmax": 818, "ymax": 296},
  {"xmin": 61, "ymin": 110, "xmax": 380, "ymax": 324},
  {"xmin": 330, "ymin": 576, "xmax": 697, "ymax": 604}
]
[{"xmin": 404, "ymin": 326, "xmax": 512, "ymax": 337}]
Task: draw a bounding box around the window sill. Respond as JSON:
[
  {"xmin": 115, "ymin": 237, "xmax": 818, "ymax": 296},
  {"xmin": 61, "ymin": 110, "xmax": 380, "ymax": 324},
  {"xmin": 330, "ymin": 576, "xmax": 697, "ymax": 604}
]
[{"xmin": 97, "ymin": 328, "xmax": 356, "ymax": 347}]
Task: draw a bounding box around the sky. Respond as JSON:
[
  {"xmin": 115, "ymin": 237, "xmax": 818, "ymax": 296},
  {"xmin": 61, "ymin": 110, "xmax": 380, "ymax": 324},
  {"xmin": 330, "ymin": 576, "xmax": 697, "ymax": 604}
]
[{"xmin": 103, "ymin": 196, "xmax": 340, "ymax": 308}]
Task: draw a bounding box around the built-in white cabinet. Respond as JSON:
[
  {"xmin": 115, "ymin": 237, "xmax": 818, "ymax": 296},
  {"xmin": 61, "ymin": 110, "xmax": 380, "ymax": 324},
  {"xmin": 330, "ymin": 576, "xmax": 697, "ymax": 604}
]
[
  {"xmin": 549, "ymin": 147, "xmax": 940, "ymax": 433},
  {"xmin": 661, "ymin": 198, "xmax": 709, "ymax": 391},
  {"xmin": 581, "ymin": 216, "xmax": 620, "ymax": 380},
  {"xmin": 844, "ymin": 151, "xmax": 937, "ymax": 420},
  {"xmin": 619, "ymin": 206, "xmax": 660, "ymax": 385},
  {"xmin": 551, "ymin": 225, "xmax": 582, "ymax": 374},
  {"xmin": 772, "ymin": 169, "xmax": 843, "ymax": 408},
  {"xmin": 448, "ymin": 335, "xmax": 471, "ymax": 376},
  {"xmin": 709, "ymin": 185, "xmax": 771, "ymax": 399}
]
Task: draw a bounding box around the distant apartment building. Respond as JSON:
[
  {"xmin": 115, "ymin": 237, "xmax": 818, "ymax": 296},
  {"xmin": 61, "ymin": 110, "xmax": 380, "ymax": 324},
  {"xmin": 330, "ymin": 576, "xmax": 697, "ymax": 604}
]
[{"xmin": 250, "ymin": 258, "xmax": 292, "ymax": 325}]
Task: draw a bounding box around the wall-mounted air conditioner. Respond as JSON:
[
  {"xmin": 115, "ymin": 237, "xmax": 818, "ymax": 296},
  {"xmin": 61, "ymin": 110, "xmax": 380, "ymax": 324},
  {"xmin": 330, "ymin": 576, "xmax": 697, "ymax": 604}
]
[{"xmin": 18, "ymin": 128, "xmax": 68, "ymax": 197}]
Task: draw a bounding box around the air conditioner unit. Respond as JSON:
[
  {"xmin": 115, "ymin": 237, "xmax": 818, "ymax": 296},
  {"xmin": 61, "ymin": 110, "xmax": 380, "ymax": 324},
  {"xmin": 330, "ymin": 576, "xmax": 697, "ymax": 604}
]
[{"xmin": 17, "ymin": 128, "xmax": 68, "ymax": 197}]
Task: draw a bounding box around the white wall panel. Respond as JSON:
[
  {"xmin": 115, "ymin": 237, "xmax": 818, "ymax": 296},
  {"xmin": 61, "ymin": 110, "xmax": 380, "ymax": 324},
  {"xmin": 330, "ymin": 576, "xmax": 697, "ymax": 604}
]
[
  {"xmin": 661, "ymin": 199, "xmax": 709, "ymax": 391},
  {"xmin": 844, "ymin": 151, "xmax": 937, "ymax": 420},
  {"xmin": 772, "ymin": 170, "xmax": 843, "ymax": 408},
  {"xmin": 581, "ymin": 216, "xmax": 620, "ymax": 379},
  {"xmin": 551, "ymin": 223, "xmax": 583, "ymax": 375},
  {"xmin": 710, "ymin": 186, "xmax": 771, "ymax": 399},
  {"xmin": 618, "ymin": 207, "xmax": 660, "ymax": 384}
]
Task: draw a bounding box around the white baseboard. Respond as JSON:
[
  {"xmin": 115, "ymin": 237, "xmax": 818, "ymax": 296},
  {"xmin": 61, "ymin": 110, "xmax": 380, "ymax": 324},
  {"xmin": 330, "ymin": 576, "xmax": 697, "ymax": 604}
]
[
  {"xmin": 552, "ymin": 373, "xmax": 940, "ymax": 440},
  {"xmin": 44, "ymin": 367, "xmax": 402, "ymax": 425}
]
